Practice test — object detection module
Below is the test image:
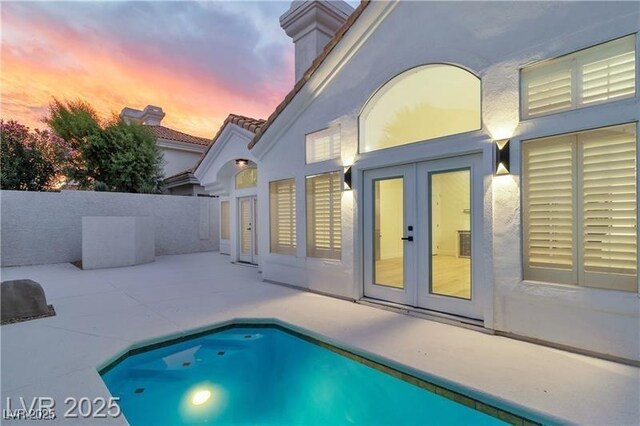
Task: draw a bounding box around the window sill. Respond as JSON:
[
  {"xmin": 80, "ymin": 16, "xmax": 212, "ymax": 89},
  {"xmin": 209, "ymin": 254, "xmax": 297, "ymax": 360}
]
[{"xmin": 520, "ymin": 280, "xmax": 639, "ymax": 296}]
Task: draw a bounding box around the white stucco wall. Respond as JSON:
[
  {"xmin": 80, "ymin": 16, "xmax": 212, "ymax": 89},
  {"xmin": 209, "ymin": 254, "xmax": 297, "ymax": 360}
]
[
  {"xmin": 253, "ymin": 1, "xmax": 640, "ymax": 361},
  {"xmin": 161, "ymin": 147, "xmax": 204, "ymax": 178},
  {"xmin": 1, "ymin": 190, "xmax": 219, "ymax": 267},
  {"xmin": 81, "ymin": 216, "xmax": 155, "ymax": 269}
]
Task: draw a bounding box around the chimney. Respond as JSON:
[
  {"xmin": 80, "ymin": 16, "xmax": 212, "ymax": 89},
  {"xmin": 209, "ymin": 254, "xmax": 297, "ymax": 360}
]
[
  {"xmin": 280, "ymin": 1, "xmax": 354, "ymax": 82},
  {"xmin": 119, "ymin": 105, "xmax": 165, "ymax": 126}
]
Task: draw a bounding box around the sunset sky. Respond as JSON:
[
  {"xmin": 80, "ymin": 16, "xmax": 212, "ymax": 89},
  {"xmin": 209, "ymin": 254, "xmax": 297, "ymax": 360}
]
[{"xmin": 1, "ymin": 1, "xmax": 300, "ymax": 139}]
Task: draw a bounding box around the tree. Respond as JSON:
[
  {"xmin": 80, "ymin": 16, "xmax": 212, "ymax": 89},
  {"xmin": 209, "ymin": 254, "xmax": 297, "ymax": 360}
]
[
  {"xmin": 45, "ymin": 99, "xmax": 164, "ymax": 193},
  {"xmin": 0, "ymin": 120, "xmax": 70, "ymax": 191},
  {"xmin": 45, "ymin": 98, "xmax": 101, "ymax": 188},
  {"xmin": 84, "ymin": 119, "xmax": 164, "ymax": 193}
]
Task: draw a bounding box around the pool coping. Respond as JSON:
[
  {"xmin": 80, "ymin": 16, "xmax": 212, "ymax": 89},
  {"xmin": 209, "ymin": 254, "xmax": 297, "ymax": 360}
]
[{"xmin": 97, "ymin": 317, "xmax": 564, "ymax": 425}]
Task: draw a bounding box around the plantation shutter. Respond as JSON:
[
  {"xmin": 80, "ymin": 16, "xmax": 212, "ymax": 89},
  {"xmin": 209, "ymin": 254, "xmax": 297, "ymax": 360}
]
[
  {"xmin": 522, "ymin": 35, "xmax": 636, "ymax": 118},
  {"xmin": 523, "ymin": 136, "xmax": 576, "ymax": 284},
  {"xmin": 306, "ymin": 127, "xmax": 341, "ymax": 164},
  {"xmin": 269, "ymin": 179, "xmax": 296, "ymax": 254},
  {"xmin": 579, "ymin": 36, "xmax": 636, "ymax": 106},
  {"xmin": 220, "ymin": 201, "xmax": 230, "ymax": 240},
  {"xmin": 579, "ymin": 124, "xmax": 637, "ymax": 291},
  {"xmin": 306, "ymin": 172, "xmax": 342, "ymax": 259},
  {"xmin": 522, "ymin": 60, "xmax": 573, "ymax": 117}
]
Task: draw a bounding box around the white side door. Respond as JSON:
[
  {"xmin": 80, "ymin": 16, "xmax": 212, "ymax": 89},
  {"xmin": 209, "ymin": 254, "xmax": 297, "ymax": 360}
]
[{"xmin": 238, "ymin": 197, "xmax": 256, "ymax": 264}]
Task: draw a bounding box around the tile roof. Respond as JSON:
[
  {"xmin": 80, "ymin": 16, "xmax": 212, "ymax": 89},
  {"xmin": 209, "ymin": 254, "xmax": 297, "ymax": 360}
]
[
  {"xmin": 146, "ymin": 125, "xmax": 212, "ymax": 146},
  {"xmin": 193, "ymin": 113, "xmax": 266, "ymax": 173},
  {"xmin": 248, "ymin": 0, "xmax": 371, "ymax": 149},
  {"xmin": 225, "ymin": 113, "xmax": 266, "ymax": 133},
  {"xmin": 163, "ymin": 168, "xmax": 200, "ymax": 188},
  {"xmin": 165, "ymin": 168, "xmax": 195, "ymax": 181}
]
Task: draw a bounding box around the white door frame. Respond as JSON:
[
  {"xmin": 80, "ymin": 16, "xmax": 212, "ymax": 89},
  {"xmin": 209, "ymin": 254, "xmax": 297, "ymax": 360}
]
[{"xmin": 361, "ymin": 154, "xmax": 485, "ymax": 320}]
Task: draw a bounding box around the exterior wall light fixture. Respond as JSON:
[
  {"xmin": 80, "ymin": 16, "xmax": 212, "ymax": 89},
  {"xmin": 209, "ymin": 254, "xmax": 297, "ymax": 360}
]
[
  {"xmin": 235, "ymin": 159, "xmax": 249, "ymax": 166},
  {"xmin": 495, "ymin": 139, "xmax": 510, "ymax": 175},
  {"xmin": 344, "ymin": 166, "xmax": 352, "ymax": 190}
]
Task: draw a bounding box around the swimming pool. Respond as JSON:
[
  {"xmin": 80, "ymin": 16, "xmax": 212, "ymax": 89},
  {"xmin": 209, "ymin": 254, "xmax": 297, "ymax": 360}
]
[{"xmin": 101, "ymin": 324, "xmax": 528, "ymax": 425}]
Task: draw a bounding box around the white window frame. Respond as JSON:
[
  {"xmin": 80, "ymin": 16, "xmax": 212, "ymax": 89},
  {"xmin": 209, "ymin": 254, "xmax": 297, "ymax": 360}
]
[
  {"xmin": 269, "ymin": 178, "xmax": 296, "ymax": 255},
  {"xmin": 358, "ymin": 64, "xmax": 482, "ymax": 154},
  {"xmin": 305, "ymin": 126, "xmax": 341, "ymax": 164},
  {"xmin": 306, "ymin": 171, "xmax": 342, "ymax": 260},
  {"xmin": 521, "ymin": 34, "xmax": 637, "ymax": 119},
  {"xmin": 522, "ymin": 122, "xmax": 638, "ymax": 292}
]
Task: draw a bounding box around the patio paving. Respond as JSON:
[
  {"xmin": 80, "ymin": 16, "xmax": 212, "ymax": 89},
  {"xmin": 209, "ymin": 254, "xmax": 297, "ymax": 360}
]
[{"xmin": 1, "ymin": 252, "xmax": 638, "ymax": 424}]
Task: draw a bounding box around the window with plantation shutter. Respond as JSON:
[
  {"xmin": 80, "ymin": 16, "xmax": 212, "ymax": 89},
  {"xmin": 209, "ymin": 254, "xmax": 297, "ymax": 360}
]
[
  {"xmin": 522, "ymin": 35, "xmax": 636, "ymax": 119},
  {"xmin": 269, "ymin": 178, "xmax": 296, "ymax": 255},
  {"xmin": 220, "ymin": 201, "xmax": 230, "ymax": 240},
  {"xmin": 306, "ymin": 127, "xmax": 341, "ymax": 164},
  {"xmin": 580, "ymin": 36, "xmax": 636, "ymax": 105},
  {"xmin": 522, "ymin": 136, "xmax": 576, "ymax": 283},
  {"xmin": 523, "ymin": 61, "xmax": 573, "ymax": 117},
  {"xmin": 580, "ymin": 124, "xmax": 637, "ymax": 290},
  {"xmin": 306, "ymin": 172, "xmax": 342, "ymax": 259},
  {"xmin": 523, "ymin": 123, "xmax": 637, "ymax": 292}
]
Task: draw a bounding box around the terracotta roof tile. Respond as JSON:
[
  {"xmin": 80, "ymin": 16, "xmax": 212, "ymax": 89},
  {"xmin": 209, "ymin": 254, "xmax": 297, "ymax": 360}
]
[
  {"xmin": 193, "ymin": 113, "xmax": 266, "ymax": 173},
  {"xmin": 146, "ymin": 125, "xmax": 212, "ymax": 146},
  {"xmin": 249, "ymin": 0, "xmax": 370, "ymax": 149}
]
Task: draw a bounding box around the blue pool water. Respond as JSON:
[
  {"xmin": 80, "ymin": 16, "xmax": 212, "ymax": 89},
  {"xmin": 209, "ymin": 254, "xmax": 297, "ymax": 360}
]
[{"xmin": 102, "ymin": 325, "xmax": 508, "ymax": 425}]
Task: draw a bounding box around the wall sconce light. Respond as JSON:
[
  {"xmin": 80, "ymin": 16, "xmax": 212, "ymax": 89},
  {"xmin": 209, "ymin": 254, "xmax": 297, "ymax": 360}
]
[
  {"xmin": 235, "ymin": 159, "xmax": 249, "ymax": 166},
  {"xmin": 495, "ymin": 139, "xmax": 510, "ymax": 175},
  {"xmin": 343, "ymin": 166, "xmax": 352, "ymax": 190}
]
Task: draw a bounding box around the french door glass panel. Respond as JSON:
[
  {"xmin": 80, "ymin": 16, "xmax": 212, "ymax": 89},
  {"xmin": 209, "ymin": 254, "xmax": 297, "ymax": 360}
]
[
  {"xmin": 429, "ymin": 169, "xmax": 471, "ymax": 299},
  {"xmin": 374, "ymin": 177, "xmax": 405, "ymax": 288}
]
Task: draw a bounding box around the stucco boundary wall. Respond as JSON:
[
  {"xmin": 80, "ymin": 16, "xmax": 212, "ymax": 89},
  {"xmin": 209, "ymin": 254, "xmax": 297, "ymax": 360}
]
[{"xmin": 0, "ymin": 190, "xmax": 219, "ymax": 267}]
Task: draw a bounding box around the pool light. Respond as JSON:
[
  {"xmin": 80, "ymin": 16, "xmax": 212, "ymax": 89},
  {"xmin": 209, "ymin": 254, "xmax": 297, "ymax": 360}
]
[{"xmin": 191, "ymin": 389, "xmax": 212, "ymax": 406}]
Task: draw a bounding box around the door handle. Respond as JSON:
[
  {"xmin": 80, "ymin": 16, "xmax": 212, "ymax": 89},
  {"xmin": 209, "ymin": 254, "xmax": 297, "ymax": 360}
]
[{"xmin": 401, "ymin": 236, "xmax": 413, "ymax": 241}]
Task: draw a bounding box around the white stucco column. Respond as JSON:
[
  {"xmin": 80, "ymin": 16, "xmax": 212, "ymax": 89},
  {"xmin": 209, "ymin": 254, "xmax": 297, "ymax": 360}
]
[{"xmin": 280, "ymin": 0, "xmax": 354, "ymax": 82}]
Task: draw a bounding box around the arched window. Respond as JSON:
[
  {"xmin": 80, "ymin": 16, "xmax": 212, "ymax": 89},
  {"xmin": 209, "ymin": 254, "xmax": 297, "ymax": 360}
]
[
  {"xmin": 359, "ymin": 64, "xmax": 481, "ymax": 153},
  {"xmin": 235, "ymin": 168, "xmax": 257, "ymax": 189}
]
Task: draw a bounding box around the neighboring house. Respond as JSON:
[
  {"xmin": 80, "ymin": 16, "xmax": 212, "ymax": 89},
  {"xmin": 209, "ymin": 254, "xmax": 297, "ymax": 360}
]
[
  {"xmin": 196, "ymin": 0, "xmax": 640, "ymax": 363},
  {"xmin": 120, "ymin": 105, "xmax": 212, "ymax": 195}
]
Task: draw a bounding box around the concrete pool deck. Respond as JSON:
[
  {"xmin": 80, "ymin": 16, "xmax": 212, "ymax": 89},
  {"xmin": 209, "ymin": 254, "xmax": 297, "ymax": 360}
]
[{"xmin": 1, "ymin": 252, "xmax": 638, "ymax": 424}]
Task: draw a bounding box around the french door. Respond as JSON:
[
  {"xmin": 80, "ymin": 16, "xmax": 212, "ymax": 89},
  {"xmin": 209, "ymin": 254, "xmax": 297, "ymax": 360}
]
[
  {"xmin": 363, "ymin": 155, "xmax": 484, "ymax": 319},
  {"xmin": 238, "ymin": 196, "xmax": 258, "ymax": 264}
]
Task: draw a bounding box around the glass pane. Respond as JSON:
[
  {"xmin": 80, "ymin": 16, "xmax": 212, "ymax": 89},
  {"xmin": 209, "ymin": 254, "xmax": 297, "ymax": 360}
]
[
  {"xmin": 236, "ymin": 168, "xmax": 257, "ymax": 189},
  {"xmin": 361, "ymin": 65, "xmax": 480, "ymax": 152},
  {"xmin": 430, "ymin": 170, "xmax": 471, "ymax": 299},
  {"xmin": 306, "ymin": 127, "xmax": 341, "ymax": 164},
  {"xmin": 374, "ymin": 177, "xmax": 404, "ymax": 288}
]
